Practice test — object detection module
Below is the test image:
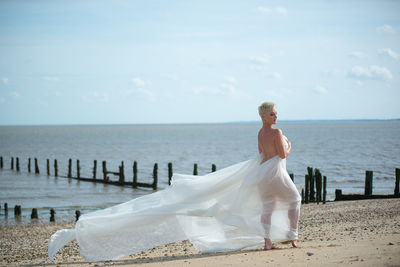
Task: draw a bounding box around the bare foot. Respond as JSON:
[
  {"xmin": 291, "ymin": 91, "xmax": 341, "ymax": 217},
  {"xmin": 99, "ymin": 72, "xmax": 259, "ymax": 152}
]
[
  {"xmin": 264, "ymin": 238, "xmax": 277, "ymax": 250},
  {"xmin": 291, "ymin": 240, "xmax": 299, "ymax": 248}
]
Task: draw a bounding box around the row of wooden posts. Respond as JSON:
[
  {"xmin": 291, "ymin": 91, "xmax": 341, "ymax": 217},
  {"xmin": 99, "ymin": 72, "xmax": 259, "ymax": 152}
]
[
  {"xmin": 0, "ymin": 156, "xmax": 219, "ymax": 190},
  {"xmin": 1, "ymin": 202, "xmax": 81, "ymax": 222},
  {"xmin": 334, "ymin": 168, "xmax": 400, "ymax": 200}
]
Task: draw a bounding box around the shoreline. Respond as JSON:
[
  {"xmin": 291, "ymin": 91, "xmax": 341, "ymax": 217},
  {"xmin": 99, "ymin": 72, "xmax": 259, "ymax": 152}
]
[{"xmin": 1, "ymin": 198, "xmax": 399, "ymax": 266}]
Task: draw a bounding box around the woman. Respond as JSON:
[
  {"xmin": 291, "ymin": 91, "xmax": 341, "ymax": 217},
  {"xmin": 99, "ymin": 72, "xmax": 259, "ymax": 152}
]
[
  {"xmin": 257, "ymin": 102, "xmax": 300, "ymax": 250},
  {"xmin": 48, "ymin": 102, "xmax": 301, "ymax": 262}
]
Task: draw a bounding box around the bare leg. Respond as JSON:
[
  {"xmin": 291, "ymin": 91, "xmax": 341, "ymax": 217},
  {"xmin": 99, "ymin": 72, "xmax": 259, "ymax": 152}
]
[
  {"xmin": 261, "ymin": 200, "xmax": 276, "ymax": 250},
  {"xmin": 288, "ymin": 207, "xmax": 300, "ymax": 247}
]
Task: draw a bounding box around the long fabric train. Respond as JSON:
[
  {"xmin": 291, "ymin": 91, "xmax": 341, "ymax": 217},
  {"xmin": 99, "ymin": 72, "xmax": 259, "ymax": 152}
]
[{"xmin": 49, "ymin": 154, "xmax": 301, "ymax": 262}]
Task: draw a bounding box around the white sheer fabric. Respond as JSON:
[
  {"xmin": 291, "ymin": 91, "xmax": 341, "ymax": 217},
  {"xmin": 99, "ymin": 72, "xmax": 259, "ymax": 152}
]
[{"xmin": 49, "ymin": 152, "xmax": 301, "ymax": 262}]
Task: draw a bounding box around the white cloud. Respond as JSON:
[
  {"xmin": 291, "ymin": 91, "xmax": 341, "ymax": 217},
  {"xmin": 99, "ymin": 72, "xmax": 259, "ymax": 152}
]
[
  {"xmin": 314, "ymin": 86, "xmax": 328, "ymax": 94},
  {"xmin": 125, "ymin": 87, "xmax": 156, "ymax": 101},
  {"xmin": 224, "ymin": 76, "xmax": 237, "ymax": 83},
  {"xmin": 83, "ymin": 91, "xmax": 110, "ymax": 102},
  {"xmin": 348, "ymin": 51, "xmax": 367, "ymax": 59},
  {"xmin": 257, "ymin": 6, "xmax": 288, "ymax": 16},
  {"xmin": 9, "ymin": 91, "xmax": 20, "ymax": 98},
  {"xmin": 249, "ymin": 55, "xmax": 269, "ymax": 65},
  {"xmin": 378, "ymin": 48, "xmax": 400, "ymax": 60},
  {"xmin": 43, "ymin": 76, "xmax": 60, "ymax": 81},
  {"xmin": 193, "ymin": 86, "xmax": 224, "ymax": 95},
  {"xmin": 161, "ymin": 74, "xmax": 178, "ymax": 81},
  {"xmin": 347, "ymin": 65, "xmax": 393, "ymax": 81},
  {"xmin": 0, "ymin": 97, "xmax": 5, "ymax": 103},
  {"xmin": 1, "ymin": 77, "xmax": 8, "ymax": 85},
  {"xmin": 376, "ymin": 25, "xmax": 396, "ymax": 34},
  {"xmin": 132, "ymin": 77, "xmax": 146, "ymax": 87},
  {"xmin": 266, "ymin": 72, "xmax": 282, "ymax": 80}
]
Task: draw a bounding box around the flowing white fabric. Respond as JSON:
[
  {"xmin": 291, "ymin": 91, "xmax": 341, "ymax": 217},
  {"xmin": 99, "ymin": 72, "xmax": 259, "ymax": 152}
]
[{"xmin": 48, "ymin": 152, "xmax": 301, "ymax": 262}]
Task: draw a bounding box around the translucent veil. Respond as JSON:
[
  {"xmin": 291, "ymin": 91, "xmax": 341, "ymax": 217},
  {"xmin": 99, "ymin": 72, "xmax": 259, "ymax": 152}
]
[{"xmin": 49, "ymin": 153, "xmax": 301, "ymax": 262}]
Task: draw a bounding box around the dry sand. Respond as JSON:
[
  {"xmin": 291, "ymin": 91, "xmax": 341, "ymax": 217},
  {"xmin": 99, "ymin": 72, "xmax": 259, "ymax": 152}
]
[{"xmin": 1, "ymin": 198, "xmax": 400, "ymax": 267}]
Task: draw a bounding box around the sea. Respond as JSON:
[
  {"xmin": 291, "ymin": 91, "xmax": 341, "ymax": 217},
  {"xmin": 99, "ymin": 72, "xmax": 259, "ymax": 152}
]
[{"xmin": 0, "ymin": 120, "xmax": 399, "ymax": 225}]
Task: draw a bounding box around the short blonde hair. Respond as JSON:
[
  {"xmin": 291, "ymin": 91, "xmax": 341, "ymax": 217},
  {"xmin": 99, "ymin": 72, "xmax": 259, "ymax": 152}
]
[{"xmin": 258, "ymin": 102, "xmax": 275, "ymax": 115}]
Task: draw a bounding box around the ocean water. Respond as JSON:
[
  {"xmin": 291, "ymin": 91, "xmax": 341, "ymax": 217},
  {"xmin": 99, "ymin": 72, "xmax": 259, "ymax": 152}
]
[{"xmin": 0, "ymin": 120, "xmax": 399, "ymax": 225}]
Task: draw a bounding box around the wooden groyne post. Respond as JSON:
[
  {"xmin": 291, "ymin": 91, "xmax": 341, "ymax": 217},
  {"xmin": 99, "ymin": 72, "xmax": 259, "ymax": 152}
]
[
  {"xmin": 212, "ymin": 164, "xmax": 216, "ymax": 172},
  {"xmin": 0, "ymin": 156, "xmax": 3, "ymax": 169},
  {"xmin": 323, "ymin": 175, "xmax": 327, "ymax": 204},
  {"xmin": 394, "ymin": 168, "xmax": 399, "ymax": 196},
  {"xmin": 14, "ymin": 205, "xmax": 21, "ymax": 216},
  {"xmin": 168, "ymin": 162, "xmax": 173, "ymax": 185},
  {"xmin": 28, "ymin": 158, "xmax": 31, "ymax": 173},
  {"xmin": 93, "ymin": 160, "xmax": 97, "ymax": 180},
  {"xmin": 152, "ymin": 163, "xmax": 158, "ymax": 190},
  {"xmin": 76, "ymin": 160, "xmax": 81, "ymax": 179},
  {"xmin": 54, "ymin": 159, "xmax": 58, "ymax": 177},
  {"xmin": 307, "ymin": 167, "xmax": 315, "ymax": 202},
  {"xmin": 315, "ymin": 169, "xmax": 322, "ymax": 204},
  {"xmin": 11, "ymin": 157, "xmax": 14, "ymax": 170},
  {"xmin": 304, "ymin": 174, "xmax": 310, "ymax": 204},
  {"xmin": 133, "ymin": 161, "xmax": 137, "ymax": 187},
  {"xmin": 50, "ymin": 209, "xmax": 55, "ymax": 222},
  {"xmin": 68, "ymin": 159, "xmax": 72, "ymax": 178},
  {"xmin": 47, "ymin": 159, "xmax": 50, "ymax": 176},
  {"xmin": 4, "ymin": 203, "xmax": 8, "ymax": 216},
  {"xmin": 16, "ymin": 157, "xmax": 20, "ymax": 172},
  {"xmin": 102, "ymin": 161, "xmax": 108, "ymax": 181},
  {"xmin": 31, "ymin": 208, "xmax": 38, "ymax": 219},
  {"xmin": 34, "ymin": 158, "xmax": 39, "ymax": 174},
  {"xmin": 365, "ymin": 170, "xmax": 373, "ymax": 196},
  {"xmin": 118, "ymin": 161, "xmax": 125, "ymax": 184},
  {"xmin": 193, "ymin": 163, "xmax": 198, "ymax": 175},
  {"xmin": 289, "ymin": 173, "xmax": 294, "ymax": 182},
  {"xmin": 75, "ymin": 210, "xmax": 81, "ymax": 221}
]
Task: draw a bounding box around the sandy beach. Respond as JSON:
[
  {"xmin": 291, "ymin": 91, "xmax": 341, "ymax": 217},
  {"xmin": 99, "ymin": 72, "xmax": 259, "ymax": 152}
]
[{"xmin": 1, "ymin": 198, "xmax": 399, "ymax": 267}]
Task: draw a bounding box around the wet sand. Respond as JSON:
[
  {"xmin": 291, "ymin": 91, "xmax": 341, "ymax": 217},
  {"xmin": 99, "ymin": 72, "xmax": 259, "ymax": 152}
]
[{"xmin": 1, "ymin": 198, "xmax": 399, "ymax": 266}]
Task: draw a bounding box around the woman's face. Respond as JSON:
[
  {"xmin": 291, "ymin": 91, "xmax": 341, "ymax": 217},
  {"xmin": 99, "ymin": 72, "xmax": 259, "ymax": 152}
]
[{"xmin": 261, "ymin": 107, "xmax": 277, "ymax": 125}]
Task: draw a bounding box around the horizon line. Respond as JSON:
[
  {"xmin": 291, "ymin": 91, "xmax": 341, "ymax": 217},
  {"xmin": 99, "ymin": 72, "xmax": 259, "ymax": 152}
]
[{"xmin": 0, "ymin": 118, "xmax": 399, "ymax": 127}]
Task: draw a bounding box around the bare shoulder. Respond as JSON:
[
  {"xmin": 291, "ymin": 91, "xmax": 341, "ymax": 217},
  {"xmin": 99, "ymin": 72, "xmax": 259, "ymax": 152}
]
[{"xmin": 272, "ymin": 128, "xmax": 283, "ymax": 136}]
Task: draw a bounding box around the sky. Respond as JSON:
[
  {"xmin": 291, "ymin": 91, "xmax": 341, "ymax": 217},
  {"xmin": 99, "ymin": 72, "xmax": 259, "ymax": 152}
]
[{"xmin": 0, "ymin": 0, "xmax": 399, "ymax": 125}]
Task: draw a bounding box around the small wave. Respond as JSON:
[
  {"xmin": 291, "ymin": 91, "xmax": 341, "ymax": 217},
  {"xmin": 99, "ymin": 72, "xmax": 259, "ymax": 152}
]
[
  {"xmin": 329, "ymin": 179, "xmax": 362, "ymax": 184},
  {"xmin": 376, "ymin": 176, "xmax": 394, "ymax": 181}
]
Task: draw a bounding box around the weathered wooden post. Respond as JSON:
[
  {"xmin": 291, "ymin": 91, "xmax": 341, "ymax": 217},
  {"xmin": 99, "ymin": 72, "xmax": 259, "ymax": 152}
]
[
  {"xmin": 168, "ymin": 162, "xmax": 173, "ymax": 185},
  {"xmin": 315, "ymin": 169, "xmax": 322, "ymax": 204},
  {"xmin": 193, "ymin": 163, "xmax": 198, "ymax": 175},
  {"xmin": 68, "ymin": 159, "xmax": 72, "ymax": 178},
  {"xmin": 34, "ymin": 158, "xmax": 39, "ymax": 174},
  {"xmin": 46, "ymin": 159, "xmax": 50, "ymax": 176},
  {"xmin": 335, "ymin": 189, "xmax": 342, "ymax": 201},
  {"xmin": 102, "ymin": 161, "xmax": 107, "ymax": 181},
  {"xmin": 4, "ymin": 203, "xmax": 8, "ymax": 215},
  {"xmin": 307, "ymin": 167, "xmax": 315, "ymax": 202},
  {"xmin": 133, "ymin": 161, "xmax": 137, "ymax": 188},
  {"xmin": 31, "ymin": 208, "xmax": 38, "ymax": 219},
  {"xmin": 323, "ymin": 175, "xmax": 327, "ymax": 204},
  {"xmin": 75, "ymin": 210, "xmax": 81, "ymax": 221},
  {"xmin": 11, "ymin": 157, "xmax": 14, "ymax": 170},
  {"xmin": 152, "ymin": 163, "xmax": 158, "ymax": 190},
  {"xmin": 394, "ymin": 168, "xmax": 399, "ymax": 196},
  {"xmin": 289, "ymin": 173, "xmax": 294, "ymax": 182},
  {"xmin": 305, "ymin": 174, "xmax": 310, "ymax": 204},
  {"xmin": 50, "ymin": 209, "xmax": 55, "ymax": 222},
  {"xmin": 28, "ymin": 158, "xmax": 31, "ymax": 173},
  {"xmin": 365, "ymin": 170, "xmax": 373, "ymax": 196},
  {"xmin": 76, "ymin": 160, "xmax": 80, "ymax": 179},
  {"xmin": 301, "ymin": 188, "xmax": 305, "ymax": 204},
  {"xmin": 0, "ymin": 156, "xmax": 3, "ymax": 169},
  {"xmin": 119, "ymin": 161, "xmax": 125, "ymax": 184},
  {"xmin": 93, "ymin": 160, "xmax": 97, "ymax": 180},
  {"xmin": 16, "ymin": 157, "xmax": 20, "ymax": 172},
  {"xmin": 212, "ymin": 164, "xmax": 216, "ymax": 172},
  {"xmin": 54, "ymin": 159, "xmax": 58, "ymax": 177},
  {"xmin": 14, "ymin": 205, "xmax": 21, "ymax": 216}
]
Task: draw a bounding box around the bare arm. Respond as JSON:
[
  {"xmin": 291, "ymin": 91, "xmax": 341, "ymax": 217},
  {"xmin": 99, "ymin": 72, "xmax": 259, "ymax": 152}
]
[
  {"xmin": 258, "ymin": 131, "xmax": 262, "ymax": 153},
  {"xmin": 274, "ymin": 129, "xmax": 291, "ymax": 159}
]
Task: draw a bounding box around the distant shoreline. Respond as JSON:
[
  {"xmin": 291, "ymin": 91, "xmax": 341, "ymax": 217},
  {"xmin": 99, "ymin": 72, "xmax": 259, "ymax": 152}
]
[{"xmin": 0, "ymin": 118, "xmax": 399, "ymax": 127}]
